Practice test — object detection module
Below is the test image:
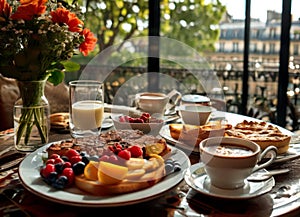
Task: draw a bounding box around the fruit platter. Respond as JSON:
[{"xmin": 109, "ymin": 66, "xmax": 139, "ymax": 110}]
[{"xmin": 18, "ymin": 129, "xmax": 190, "ymax": 207}]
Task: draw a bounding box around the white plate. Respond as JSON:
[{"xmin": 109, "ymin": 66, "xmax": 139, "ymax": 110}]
[
  {"xmin": 184, "ymin": 163, "xmax": 275, "ymax": 200},
  {"xmin": 18, "ymin": 143, "xmax": 190, "ymax": 207},
  {"xmin": 160, "ymin": 124, "xmax": 199, "ymax": 153},
  {"xmin": 160, "ymin": 111, "xmax": 300, "ymax": 163}
]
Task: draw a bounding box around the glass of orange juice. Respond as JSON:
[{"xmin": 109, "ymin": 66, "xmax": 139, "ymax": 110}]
[{"xmin": 69, "ymin": 80, "xmax": 104, "ymax": 138}]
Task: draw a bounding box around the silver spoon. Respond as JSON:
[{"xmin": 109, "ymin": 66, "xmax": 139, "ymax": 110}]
[{"xmin": 247, "ymin": 168, "xmax": 290, "ymax": 182}]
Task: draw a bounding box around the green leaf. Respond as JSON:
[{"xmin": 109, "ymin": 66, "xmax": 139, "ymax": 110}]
[
  {"xmin": 61, "ymin": 60, "xmax": 81, "ymax": 72},
  {"xmin": 48, "ymin": 69, "xmax": 65, "ymax": 86}
]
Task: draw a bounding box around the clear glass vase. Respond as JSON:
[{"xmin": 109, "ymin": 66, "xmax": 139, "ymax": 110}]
[{"xmin": 14, "ymin": 80, "xmax": 50, "ymax": 152}]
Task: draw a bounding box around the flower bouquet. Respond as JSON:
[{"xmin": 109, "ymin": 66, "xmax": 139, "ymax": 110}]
[{"xmin": 0, "ymin": 0, "xmax": 97, "ymax": 151}]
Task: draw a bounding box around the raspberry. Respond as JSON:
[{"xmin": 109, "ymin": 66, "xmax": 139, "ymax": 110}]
[
  {"xmin": 61, "ymin": 168, "xmax": 75, "ymax": 185},
  {"xmin": 128, "ymin": 117, "xmax": 135, "ymax": 123},
  {"xmin": 134, "ymin": 118, "xmax": 144, "ymax": 123},
  {"xmin": 40, "ymin": 164, "xmax": 55, "ymax": 178},
  {"xmin": 128, "ymin": 145, "xmax": 143, "ymax": 158},
  {"xmin": 118, "ymin": 116, "xmax": 126, "ymax": 122},
  {"xmin": 46, "ymin": 158, "xmax": 55, "ymax": 165},
  {"xmin": 141, "ymin": 112, "xmax": 150, "ymax": 118},
  {"xmin": 54, "ymin": 157, "xmax": 64, "ymax": 164},
  {"xmin": 69, "ymin": 155, "xmax": 82, "ymax": 165},
  {"xmin": 49, "ymin": 154, "xmax": 60, "ymax": 159},
  {"xmin": 118, "ymin": 149, "xmax": 131, "ymax": 160}
]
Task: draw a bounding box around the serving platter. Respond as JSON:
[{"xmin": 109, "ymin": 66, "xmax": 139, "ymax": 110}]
[{"xmin": 18, "ymin": 142, "xmax": 190, "ymax": 207}]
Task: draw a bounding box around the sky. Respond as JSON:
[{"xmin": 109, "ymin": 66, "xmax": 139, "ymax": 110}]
[{"xmin": 219, "ymin": 0, "xmax": 300, "ymax": 22}]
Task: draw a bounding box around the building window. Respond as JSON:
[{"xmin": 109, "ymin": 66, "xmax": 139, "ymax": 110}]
[
  {"xmin": 219, "ymin": 42, "xmax": 225, "ymax": 52},
  {"xmin": 233, "ymin": 42, "xmax": 239, "ymax": 52},
  {"xmin": 270, "ymin": 43, "xmax": 276, "ymax": 54},
  {"xmin": 294, "ymin": 44, "xmax": 299, "ymax": 55}
]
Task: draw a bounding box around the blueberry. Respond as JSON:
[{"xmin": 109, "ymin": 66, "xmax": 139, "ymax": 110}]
[
  {"xmin": 61, "ymin": 156, "xmax": 69, "ymax": 162},
  {"xmin": 165, "ymin": 159, "xmax": 174, "ymax": 165},
  {"xmin": 47, "ymin": 171, "xmax": 58, "ymax": 184},
  {"xmin": 55, "ymin": 162, "xmax": 64, "ymax": 174},
  {"xmin": 165, "ymin": 163, "xmax": 174, "ymax": 174},
  {"xmin": 52, "ymin": 175, "xmax": 68, "ymax": 189},
  {"xmin": 173, "ymin": 164, "xmax": 181, "ymax": 172},
  {"xmin": 82, "ymin": 156, "xmax": 90, "ymax": 165},
  {"xmin": 80, "ymin": 152, "xmax": 86, "ymax": 156},
  {"xmin": 89, "ymin": 155, "xmax": 99, "ymax": 162},
  {"xmin": 72, "ymin": 161, "xmax": 86, "ymax": 175},
  {"xmin": 173, "ymin": 161, "xmax": 181, "ymax": 172}
]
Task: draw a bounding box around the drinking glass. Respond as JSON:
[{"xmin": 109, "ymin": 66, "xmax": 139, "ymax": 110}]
[{"xmin": 69, "ymin": 80, "xmax": 104, "ymax": 138}]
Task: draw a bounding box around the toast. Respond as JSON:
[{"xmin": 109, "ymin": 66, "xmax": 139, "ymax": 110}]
[{"xmin": 169, "ymin": 122, "xmax": 232, "ymax": 147}]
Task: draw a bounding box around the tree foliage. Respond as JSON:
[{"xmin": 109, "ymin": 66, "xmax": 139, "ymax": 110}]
[
  {"xmin": 161, "ymin": 0, "xmax": 226, "ymax": 53},
  {"xmin": 78, "ymin": 0, "xmax": 226, "ymax": 54}
]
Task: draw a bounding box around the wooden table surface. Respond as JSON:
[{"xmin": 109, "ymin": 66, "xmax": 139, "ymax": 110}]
[{"xmin": 1, "ymin": 112, "xmax": 300, "ymax": 217}]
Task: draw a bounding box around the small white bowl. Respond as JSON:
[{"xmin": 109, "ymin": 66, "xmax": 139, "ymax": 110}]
[
  {"xmin": 177, "ymin": 105, "xmax": 212, "ymax": 126},
  {"xmin": 111, "ymin": 114, "xmax": 164, "ymax": 135}
]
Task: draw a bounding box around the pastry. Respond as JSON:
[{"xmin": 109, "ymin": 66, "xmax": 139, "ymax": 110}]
[{"xmin": 225, "ymin": 120, "xmax": 291, "ymax": 154}]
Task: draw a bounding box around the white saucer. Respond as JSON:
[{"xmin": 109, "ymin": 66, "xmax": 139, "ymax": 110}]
[
  {"xmin": 184, "ymin": 163, "xmax": 275, "ymax": 200},
  {"xmin": 101, "ymin": 118, "xmax": 113, "ymax": 129}
]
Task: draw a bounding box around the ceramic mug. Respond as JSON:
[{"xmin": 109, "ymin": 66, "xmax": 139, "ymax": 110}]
[
  {"xmin": 135, "ymin": 92, "xmax": 169, "ymax": 115},
  {"xmin": 176, "ymin": 104, "xmax": 213, "ymax": 125},
  {"xmin": 199, "ymin": 137, "xmax": 277, "ymax": 189}
]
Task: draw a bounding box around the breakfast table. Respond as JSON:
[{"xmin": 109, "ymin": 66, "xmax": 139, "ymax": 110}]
[{"xmin": 2, "ymin": 110, "xmax": 300, "ymax": 217}]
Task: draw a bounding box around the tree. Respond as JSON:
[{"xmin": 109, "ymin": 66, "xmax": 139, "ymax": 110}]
[
  {"xmin": 82, "ymin": 0, "xmax": 149, "ymax": 52},
  {"xmin": 160, "ymin": 0, "xmax": 226, "ymax": 54},
  {"xmin": 80, "ymin": 0, "xmax": 226, "ymax": 54}
]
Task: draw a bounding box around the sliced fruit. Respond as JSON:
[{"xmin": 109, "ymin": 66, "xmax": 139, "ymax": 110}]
[
  {"xmin": 125, "ymin": 158, "xmax": 145, "ymax": 170},
  {"xmin": 84, "ymin": 161, "xmax": 99, "ymax": 181},
  {"xmin": 98, "ymin": 161, "xmax": 128, "ymax": 185},
  {"xmin": 125, "ymin": 169, "xmax": 146, "ymax": 180},
  {"xmin": 148, "ymin": 154, "xmax": 164, "ymax": 166},
  {"xmin": 145, "ymin": 143, "xmax": 166, "ymax": 156}
]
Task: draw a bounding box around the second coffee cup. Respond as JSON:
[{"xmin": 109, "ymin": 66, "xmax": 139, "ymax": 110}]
[{"xmin": 135, "ymin": 92, "xmax": 169, "ymax": 115}]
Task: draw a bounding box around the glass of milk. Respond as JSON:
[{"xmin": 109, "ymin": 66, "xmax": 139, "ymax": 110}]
[{"xmin": 69, "ymin": 80, "xmax": 104, "ymax": 138}]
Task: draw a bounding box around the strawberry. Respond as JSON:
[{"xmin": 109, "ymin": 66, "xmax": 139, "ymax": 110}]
[
  {"xmin": 118, "ymin": 149, "xmax": 131, "ymax": 160},
  {"xmin": 128, "ymin": 145, "xmax": 143, "ymax": 158}
]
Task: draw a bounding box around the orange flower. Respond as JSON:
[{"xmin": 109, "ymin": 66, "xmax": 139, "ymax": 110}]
[
  {"xmin": 79, "ymin": 28, "xmax": 97, "ymax": 56},
  {"xmin": 50, "ymin": 8, "xmax": 83, "ymax": 32},
  {"xmin": 0, "ymin": 0, "xmax": 12, "ymax": 21},
  {"xmin": 10, "ymin": 0, "xmax": 47, "ymax": 20}
]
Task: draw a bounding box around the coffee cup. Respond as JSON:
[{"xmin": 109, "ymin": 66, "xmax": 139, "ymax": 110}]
[
  {"xmin": 135, "ymin": 92, "xmax": 169, "ymax": 115},
  {"xmin": 181, "ymin": 94, "xmax": 210, "ymax": 106},
  {"xmin": 199, "ymin": 137, "xmax": 277, "ymax": 189}
]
